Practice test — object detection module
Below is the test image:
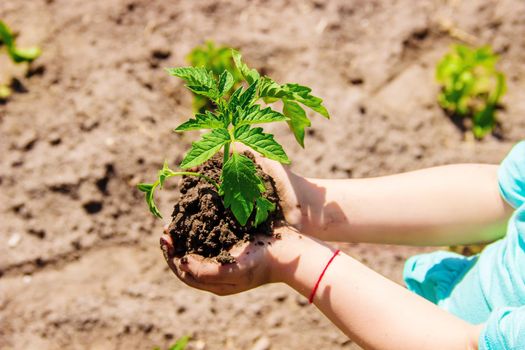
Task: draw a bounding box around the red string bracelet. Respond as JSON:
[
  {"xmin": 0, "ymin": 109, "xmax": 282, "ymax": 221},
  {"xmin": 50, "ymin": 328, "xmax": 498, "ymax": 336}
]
[{"xmin": 308, "ymin": 249, "xmax": 340, "ymax": 304}]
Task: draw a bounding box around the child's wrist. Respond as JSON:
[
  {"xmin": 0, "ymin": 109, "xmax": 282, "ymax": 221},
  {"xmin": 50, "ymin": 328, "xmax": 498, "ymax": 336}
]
[{"xmin": 267, "ymin": 228, "xmax": 336, "ymax": 297}]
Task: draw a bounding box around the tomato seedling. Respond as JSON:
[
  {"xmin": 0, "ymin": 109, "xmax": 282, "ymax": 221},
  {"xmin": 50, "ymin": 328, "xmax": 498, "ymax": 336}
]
[
  {"xmin": 139, "ymin": 50, "xmax": 329, "ymax": 227},
  {"xmin": 436, "ymin": 44, "xmax": 506, "ymax": 139}
]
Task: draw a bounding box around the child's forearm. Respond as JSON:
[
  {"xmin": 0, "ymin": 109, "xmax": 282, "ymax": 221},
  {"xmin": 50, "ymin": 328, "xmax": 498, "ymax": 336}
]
[
  {"xmin": 269, "ymin": 232, "xmax": 482, "ymax": 350},
  {"xmin": 294, "ymin": 164, "xmax": 511, "ymax": 245}
]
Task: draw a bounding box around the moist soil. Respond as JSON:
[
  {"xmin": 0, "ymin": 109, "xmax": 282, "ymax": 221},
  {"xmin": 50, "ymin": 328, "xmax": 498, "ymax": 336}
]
[{"xmin": 168, "ymin": 152, "xmax": 283, "ymax": 264}]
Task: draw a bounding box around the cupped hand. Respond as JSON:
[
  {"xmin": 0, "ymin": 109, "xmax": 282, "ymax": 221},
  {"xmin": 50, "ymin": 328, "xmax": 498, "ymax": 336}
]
[
  {"xmin": 245, "ymin": 147, "xmax": 304, "ymax": 229},
  {"xmin": 160, "ymin": 232, "xmax": 279, "ymax": 296}
]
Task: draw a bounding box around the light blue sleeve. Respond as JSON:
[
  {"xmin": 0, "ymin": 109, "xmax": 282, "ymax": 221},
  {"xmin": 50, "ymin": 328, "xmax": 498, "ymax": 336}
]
[
  {"xmin": 479, "ymin": 306, "xmax": 525, "ymax": 350},
  {"xmin": 498, "ymin": 141, "xmax": 525, "ymax": 208}
]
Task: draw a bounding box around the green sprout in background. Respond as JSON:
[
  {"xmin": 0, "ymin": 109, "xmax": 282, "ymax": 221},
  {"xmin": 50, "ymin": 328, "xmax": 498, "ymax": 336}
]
[
  {"xmin": 186, "ymin": 41, "xmax": 243, "ymax": 113},
  {"xmin": 0, "ymin": 20, "xmax": 41, "ymax": 99},
  {"xmin": 436, "ymin": 44, "xmax": 506, "ymax": 139},
  {"xmin": 153, "ymin": 335, "xmax": 190, "ymax": 350}
]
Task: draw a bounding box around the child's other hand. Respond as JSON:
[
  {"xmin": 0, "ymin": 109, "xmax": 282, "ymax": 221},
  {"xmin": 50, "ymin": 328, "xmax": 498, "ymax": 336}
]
[{"xmin": 251, "ymin": 151, "xmax": 304, "ymax": 229}]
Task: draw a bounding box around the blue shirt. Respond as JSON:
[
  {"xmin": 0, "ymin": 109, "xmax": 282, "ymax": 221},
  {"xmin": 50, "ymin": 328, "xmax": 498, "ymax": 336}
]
[{"xmin": 403, "ymin": 141, "xmax": 525, "ymax": 349}]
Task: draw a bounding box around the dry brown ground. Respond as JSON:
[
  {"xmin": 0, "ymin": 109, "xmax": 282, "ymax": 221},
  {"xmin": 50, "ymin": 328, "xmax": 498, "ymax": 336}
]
[{"xmin": 1, "ymin": 0, "xmax": 524, "ymax": 349}]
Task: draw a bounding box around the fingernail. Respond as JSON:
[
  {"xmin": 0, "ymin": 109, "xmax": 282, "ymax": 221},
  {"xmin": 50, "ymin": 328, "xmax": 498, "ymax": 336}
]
[{"xmin": 179, "ymin": 256, "xmax": 190, "ymax": 272}]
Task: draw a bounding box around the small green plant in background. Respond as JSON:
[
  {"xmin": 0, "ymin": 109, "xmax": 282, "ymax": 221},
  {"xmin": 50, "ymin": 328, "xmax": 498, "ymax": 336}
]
[
  {"xmin": 153, "ymin": 335, "xmax": 190, "ymax": 350},
  {"xmin": 138, "ymin": 50, "xmax": 329, "ymax": 227},
  {"xmin": 436, "ymin": 44, "xmax": 506, "ymax": 139},
  {"xmin": 186, "ymin": 41, "xmax": 243, "ymax": 113},
  {"xmin": 0, "ymin": 20, "xmax": 41, "ymax": 99}
]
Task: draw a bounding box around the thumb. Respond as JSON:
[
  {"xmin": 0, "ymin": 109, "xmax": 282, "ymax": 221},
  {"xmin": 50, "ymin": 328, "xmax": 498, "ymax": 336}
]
[{"xmin": 160, "ymin": 234, "xmax": 175, "ymax": 262}]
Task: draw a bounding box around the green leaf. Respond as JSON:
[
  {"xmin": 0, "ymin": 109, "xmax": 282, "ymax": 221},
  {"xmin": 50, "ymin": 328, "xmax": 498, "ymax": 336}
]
[
  {"xmin": 169, "ymin": 336, "xmax": 190, "ymax": 350},
  {"xmin": 228, "ymin": 81, "xmax": 258, "ymax": 118},
  {"xmin": 473, "ymin": 105, "xmax": 495, "ymax": 139},
  {"xmin": 0, "ymin": 20, "xmax": 41, "ymax": 63},
  {"xmin": 158, "ymin": 161, "xmax": 174, "ymax": 187},
  {"xmin": 0, "ymin": 85, "xmax": 11, "ymax": 99},
  {"xmin": 137, "ymin": 182, "xmax": 162, "ymax": 218},
  {"xmin": 0, "ymin": 21, "xmax": 15, "ymax": 47},
  {"xmin": 166, "ymin": 66, "xmax": 218, "ymax": 100},
  {"xmin": 259, "ymin": 79, "xmax": 329, "ymax": 119},
  {"xmin": 258, "ymin": 77, "xmax": 287, "ymax": 101},
  {"xmin": 490, "ymin": 72, "xmax": 507, "ymax": 105},
  {"xmin": 234, "ymin": 125, "xmax": 290, "ymax": 164},
  {"xmin": 180, "ymin": 129, "xmax": 231, "ymax": 169},
  {"xmin": 174, "ymin": 111, "xmax": 224, "ymax": 131},
  {"xmin": 237, "ymin": 80, "xmax": 259, "ymax": 109},
  {"xmin": 282, "ymin": 83, "xmax": 330, "ymax": 118},
  {"xmin": 221, "ymin": 153, "xmax": 264, "ymax": 225},
  {"xmin": 8, "ymin": 46, "xmax": 41, "ymax": 63},
  {"xmin": 234, "ymin": 105, "xmax": 288, "ymax": 126},
  {"xmin": 254, "ymin": 197, "xmax": 275, "ymax": 227},
  {"xmin": 232, "ymin": 50, "xmax": 260, "ymax": 85},
  {"xmin": 283, "ymin": 100, "xmax": 311, "ymax": 148},
  {"xmin": 218, "ymin": 70, "xmax": 234, "ymax": 97}
]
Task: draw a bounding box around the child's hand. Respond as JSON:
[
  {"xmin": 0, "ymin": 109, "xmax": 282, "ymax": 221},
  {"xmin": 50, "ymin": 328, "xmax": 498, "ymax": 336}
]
[
  {"xmin": 251, "ymin": 151, "xmax": 304, "ymax": 229},
  {"xmin": 160, "ymin": 231, "xmax": 281, "ymax": 296}
]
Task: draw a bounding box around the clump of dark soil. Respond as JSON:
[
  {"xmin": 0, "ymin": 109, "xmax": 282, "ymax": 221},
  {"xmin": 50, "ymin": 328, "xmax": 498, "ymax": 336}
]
[{"xmin": 167, "ymin": 152, "xmax": 284, "ymax": 264}]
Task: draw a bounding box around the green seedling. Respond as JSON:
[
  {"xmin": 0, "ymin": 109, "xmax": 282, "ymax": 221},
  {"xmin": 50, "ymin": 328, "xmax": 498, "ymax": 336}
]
[
  {"xmin": 153, "ymin": 335, "xmax": 190, "ymax": 350},
  {"xmin": 186, "ymin": 41, "xmax": 243, "ymax": 113},
  {"xmin": 0, "ymin": 20, "xmax": 41, "ymax": 98},
  {"xmin": 138, "ymin": 50, "xmax": 329, "ymax": 227},
  {"xmin": 436, "ymin": 44, "xmax": 506, "ymax": 139}
]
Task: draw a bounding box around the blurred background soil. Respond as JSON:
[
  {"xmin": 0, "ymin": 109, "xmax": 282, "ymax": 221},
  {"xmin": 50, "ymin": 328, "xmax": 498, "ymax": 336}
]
[{"xmin": 1, "ymin": 0, "xmax": 524, "ymax": 349}]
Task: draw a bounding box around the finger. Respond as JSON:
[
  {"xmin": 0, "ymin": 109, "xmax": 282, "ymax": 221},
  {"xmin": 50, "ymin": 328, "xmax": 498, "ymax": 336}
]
[
  {"xmin": 179, "ymin": 271, "xmax": 240, "ymax": 296},
  {"xmin": 160, "ymin": 235, "xmax": 174, "ymax": 261},
  {"xmin": 179, "ymin": 254, "xmax": 243, "ymax": 284}
]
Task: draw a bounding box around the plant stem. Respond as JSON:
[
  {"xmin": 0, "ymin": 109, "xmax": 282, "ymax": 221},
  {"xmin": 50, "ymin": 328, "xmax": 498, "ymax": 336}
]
[
  {"xmin": 171, "ymin": 171, "xmax": 220, "ymax": 191},
  {"xmin": 223, "ymin": 142, "xmax": 230, "ymax": 165}
]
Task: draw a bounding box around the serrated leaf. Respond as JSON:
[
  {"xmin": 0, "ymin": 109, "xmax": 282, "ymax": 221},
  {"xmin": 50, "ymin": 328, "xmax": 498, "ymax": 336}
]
[
  {"xmin": 228, "ymin": 86, "xmax": 243, "ymax": 110},
  {"xmin": 234, "ymin": 125, "xmax": 290, "ymax": 164},
  {"xmin": 180, "ymin": 129, "xmax": 231, "ymax": 169},
  {"xmin": 283, "ymin": 83, "xmax": 330, "ymax": 118},
  {"xmin": 254, "ymin": 197, "xmax": 275, "ymax": 227},
  {"xmin": 258, "ymin": 77, "xmax": 286, "ymax": 100},
  {"xmin": 283, "ymin": 100, "xmax": 311, "ymax": 148},
  {"xmin": 232, "ymin": 50, "xmax": 260, "ymax": 85},
  {"xmin": 218, "ymin": 70, "xmax": 234, "ymax": 97},
  {"xmin": 221, "ymin": 153, "xmax": 264, "ymax": 225},
  {"xmin": 174, "ymin": 111, "xmax": 224, "ymax": 131},
  {"xmin": 238, "ymin": 80, "xmax": 258, "ymax": 108},
  {"xmin": 166, "ymin": 66, "xmax": 218, "ymax": 100},
  {"xmin": 228, "ymin": 81, "xmax": 258, "ymax": 116},
  {"xmin": 234, "ymin": 105, "xmax": 288, "ymax": 126}
]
